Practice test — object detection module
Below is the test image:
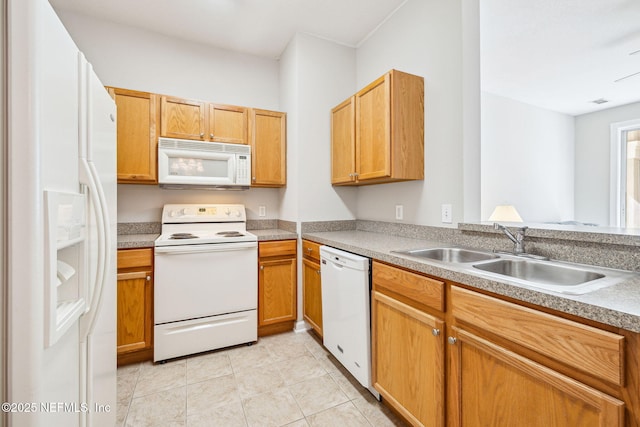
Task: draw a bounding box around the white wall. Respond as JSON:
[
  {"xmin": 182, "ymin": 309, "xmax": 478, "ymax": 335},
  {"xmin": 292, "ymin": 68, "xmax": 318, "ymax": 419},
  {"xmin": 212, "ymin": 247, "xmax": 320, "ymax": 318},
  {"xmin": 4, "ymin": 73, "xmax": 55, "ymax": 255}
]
[
  {"xmin": 294, "ymin": 34, "xmax": 358, "ymax": 222},
  {"xmin": 355, "ymin": 0, "xmax": 466, "ymax": 226},
  {"xmin": 481, "ymin": 93, "xmax": 575, "ymax": 223},
  {"xmin": 54, "ymin": 10, "xmax": 282, "ymax": 221},
  {"xmin": 574, "ymin": 101, "xmax": 640, "ymax": 226}
]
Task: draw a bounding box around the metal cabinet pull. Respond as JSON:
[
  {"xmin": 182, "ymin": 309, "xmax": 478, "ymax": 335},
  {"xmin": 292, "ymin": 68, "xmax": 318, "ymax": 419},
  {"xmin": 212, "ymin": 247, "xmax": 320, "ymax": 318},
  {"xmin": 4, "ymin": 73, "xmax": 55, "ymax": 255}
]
[
  {"xmin": 432, "ymin": 328, "xmax": 440, "ymax": 337},
  {"xmin": 146, "ymin": 275, "xmax": 151, "ymax": 281},
  {"xmin": 200, "ymin": 132, "xmax": 205, "ymax": 138},
  {"xmin": 448, "ymin": 336, "xmax": 457, "ymax": 345},
  {"xmin": 316, "ymin": 269, "xmax": 321, "ymax": 275},
  {"xmin": 210, "ymin": 133, "xmax": 214, "ymax": 138}
]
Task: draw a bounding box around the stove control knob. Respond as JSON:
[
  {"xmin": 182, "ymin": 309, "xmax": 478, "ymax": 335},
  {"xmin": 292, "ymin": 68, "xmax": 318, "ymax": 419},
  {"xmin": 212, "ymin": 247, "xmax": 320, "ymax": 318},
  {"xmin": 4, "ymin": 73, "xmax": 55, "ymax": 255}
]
[
  {"xmin": 169, "ymin": 210, "xmax": 178, "ymax": 218},
  {"xmin": 181, "ymin": 208, "xmax": 194, "ymax": 216},
  {"xmin": 235, "ymin": 210, "xmax": 241, "ymax": 217},
  {"xmin": 224, "ymin": 208, "xmax": 231, "ymax": 216}
]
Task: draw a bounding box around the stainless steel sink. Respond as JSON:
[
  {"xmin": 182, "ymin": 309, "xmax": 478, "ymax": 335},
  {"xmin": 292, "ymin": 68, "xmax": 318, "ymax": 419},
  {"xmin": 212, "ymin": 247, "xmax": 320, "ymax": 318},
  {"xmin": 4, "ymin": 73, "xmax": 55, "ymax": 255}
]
[
  {"xmin": 473, "ymin": 259, "xmax": 605, "ymax": 287},
  {"xmin": 393, "ymin": 247, "xmax": 499, "ymax": 263}
]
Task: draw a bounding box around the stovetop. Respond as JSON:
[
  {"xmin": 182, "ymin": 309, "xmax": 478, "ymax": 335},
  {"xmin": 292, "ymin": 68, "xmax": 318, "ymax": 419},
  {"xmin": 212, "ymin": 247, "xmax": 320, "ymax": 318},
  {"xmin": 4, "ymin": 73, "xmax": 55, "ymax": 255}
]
[{"xmin": 155, "ymin": 204, "xmax": 257, "ymax": 246}]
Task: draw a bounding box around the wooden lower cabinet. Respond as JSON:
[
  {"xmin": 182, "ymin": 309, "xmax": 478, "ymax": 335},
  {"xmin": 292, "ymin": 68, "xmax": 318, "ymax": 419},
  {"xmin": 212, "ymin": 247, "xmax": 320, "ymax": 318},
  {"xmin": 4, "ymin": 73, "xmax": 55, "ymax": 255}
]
[
  {"xmin": 117, "ymin": 248, "xmax": 154, "ymax": 366},
  {"xmin": 258, "ymin": 240, "xmax": 296, "ymax": 336},
  {"xmin": 371, "ymin": 261, "xmax": 637, "ymax": 427},
  {"xmin": 372, "ymin": 290, "xmax": 445, "ymax": 427},
  {"xmin": 302, "ymin": 239, "xmax": 323, "ymax": 337},
  {"xmin": 448, "ymin": 327, "xmax": 624, "ymax": 427}
]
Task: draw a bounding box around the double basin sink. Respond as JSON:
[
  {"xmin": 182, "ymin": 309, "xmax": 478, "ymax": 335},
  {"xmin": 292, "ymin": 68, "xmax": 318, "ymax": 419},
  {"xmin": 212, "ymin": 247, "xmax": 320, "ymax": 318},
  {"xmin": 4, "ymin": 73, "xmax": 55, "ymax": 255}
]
[{"xmin": 392, "ymin": 247, "xmax": 632, "ymax": 295}]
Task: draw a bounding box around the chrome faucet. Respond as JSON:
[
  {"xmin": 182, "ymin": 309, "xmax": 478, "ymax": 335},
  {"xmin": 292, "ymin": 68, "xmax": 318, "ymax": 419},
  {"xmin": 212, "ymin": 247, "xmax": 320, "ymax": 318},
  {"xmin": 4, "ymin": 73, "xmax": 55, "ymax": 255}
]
[{"xmin": 494, "ymin": 223, "xmax": 528, "ymax": 254}]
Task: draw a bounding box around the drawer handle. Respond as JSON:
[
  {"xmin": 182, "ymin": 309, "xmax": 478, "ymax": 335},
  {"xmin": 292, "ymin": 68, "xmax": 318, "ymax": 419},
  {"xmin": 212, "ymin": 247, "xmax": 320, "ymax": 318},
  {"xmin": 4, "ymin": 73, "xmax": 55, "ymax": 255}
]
[
  {"xmin": 432, "ymin": 328, "xmax": 440, "ymax": 337},
  {"xmin": 448, "ymin": 336, "xmax": 457, "ymax": 345}
]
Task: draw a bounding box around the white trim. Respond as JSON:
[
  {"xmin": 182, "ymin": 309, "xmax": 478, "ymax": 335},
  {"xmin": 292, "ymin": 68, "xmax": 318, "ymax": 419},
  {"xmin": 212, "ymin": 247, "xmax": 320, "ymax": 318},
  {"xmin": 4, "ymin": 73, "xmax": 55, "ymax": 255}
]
[
  {"xmin": 293, "ymin": 320, "xmax": 311, "ymax": 333},
  {"xmin": 610, "ymin": 118, "xmax": 640, "ymax": 227}
]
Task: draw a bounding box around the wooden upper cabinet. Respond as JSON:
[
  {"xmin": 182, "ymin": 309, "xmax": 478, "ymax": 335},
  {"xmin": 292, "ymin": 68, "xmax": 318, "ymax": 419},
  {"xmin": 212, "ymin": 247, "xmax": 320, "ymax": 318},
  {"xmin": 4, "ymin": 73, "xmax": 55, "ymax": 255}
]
[
  {"xmin": 331, "ymin": 69, "xmax": 424, "ymax": 186},
  {"xmin": 208, "ymin": 104, "xmax": 248, "ymax": 144},
  {"xmin": 159, "ymin": 95, "xmax": 249, "ymax": 144},
  {"xmin": 331, "ymin": 96, "xmax": 356, "ymax": 184},
  {"xmin": 160, "ymin": 96, "xmax": 207, "ymax": 140},
  {"xmin": 356, "ymin": 74, "xmax": 390, "ymax": 181},
  {"xmin": 108, "ymin": 87, "xmax": 158, "ymax": 184},
  {"xmin": 250, "ymin": 108, "xmax": 286, "ymax": 187}
]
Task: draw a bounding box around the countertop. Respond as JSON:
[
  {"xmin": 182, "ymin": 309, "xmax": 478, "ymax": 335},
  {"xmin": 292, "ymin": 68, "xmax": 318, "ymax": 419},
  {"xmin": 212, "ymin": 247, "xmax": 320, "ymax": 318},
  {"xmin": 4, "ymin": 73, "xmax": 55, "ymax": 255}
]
[
  {"xmin": 117, "ymin": 229, "xmax": 297, "ymax": 249},
  {"xmin": 302, "ymin": 229, "xmax": 640, "ymax": 333}
]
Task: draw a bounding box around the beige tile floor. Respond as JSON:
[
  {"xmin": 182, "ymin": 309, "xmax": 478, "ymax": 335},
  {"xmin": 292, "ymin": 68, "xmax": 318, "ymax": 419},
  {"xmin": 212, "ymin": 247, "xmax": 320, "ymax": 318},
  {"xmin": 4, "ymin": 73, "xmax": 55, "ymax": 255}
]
[{"xmin": 117, "ymin": 330, "xmax": 407, "ymax": 427}]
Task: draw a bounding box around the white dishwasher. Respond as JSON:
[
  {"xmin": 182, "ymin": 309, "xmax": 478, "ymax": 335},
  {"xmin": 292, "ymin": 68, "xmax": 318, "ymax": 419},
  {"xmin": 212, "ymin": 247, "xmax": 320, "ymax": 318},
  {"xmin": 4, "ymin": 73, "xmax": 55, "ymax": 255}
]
[{"xmin": 320, "ymin": 246, "xmax": 379, "ymax": 399}]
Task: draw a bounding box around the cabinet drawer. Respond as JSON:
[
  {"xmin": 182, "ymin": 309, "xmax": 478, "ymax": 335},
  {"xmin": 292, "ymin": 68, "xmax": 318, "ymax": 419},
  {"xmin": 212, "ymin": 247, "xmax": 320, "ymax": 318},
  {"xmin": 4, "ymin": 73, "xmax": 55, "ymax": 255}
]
[
  {"xmin": 259, "ymin": 240, "xmax": 297, "ymax": 258},
  {"xmin": 301, "ymin": 240, "xmax": 321, "ymax": 262},
  {"xmin": 117, "ymin": 248, "xmax": 153, "ymax": 270},
  {"xmin": 451, "ymin": 286, "xmax": 624, "ymax": 386},
  {"xmin": 373, "ymin": 261, "xmax": 444, "ymax": 312}
]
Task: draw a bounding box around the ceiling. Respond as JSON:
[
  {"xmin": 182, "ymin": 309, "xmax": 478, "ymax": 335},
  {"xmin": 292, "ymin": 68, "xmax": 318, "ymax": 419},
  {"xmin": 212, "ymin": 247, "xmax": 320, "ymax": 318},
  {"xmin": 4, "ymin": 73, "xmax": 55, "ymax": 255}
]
[
  {"xmin": 481, "ymin": 0, "xmax": 640, "ymax": 116},
  {"xmin": 49, "ymin": 0, "xmax": 408, "ymax": 59}
]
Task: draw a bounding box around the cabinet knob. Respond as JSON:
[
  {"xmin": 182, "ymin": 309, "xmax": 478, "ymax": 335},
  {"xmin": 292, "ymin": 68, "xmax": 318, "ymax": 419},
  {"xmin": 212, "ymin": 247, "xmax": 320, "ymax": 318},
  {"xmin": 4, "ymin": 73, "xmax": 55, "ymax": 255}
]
[
  {"xmin": 316, "ymin": 269, "xmax": 321, "ymax": 275},
  {"xmin": 306, "ymin": 247, "xmax": 312, "ymax": 252},
  {"xmin": 210, "ymin": 133, "xmax": 214, "ymax": 138},
  {"xmin": 252, "ymin": 177, "xmax": 256, "ymax": 181},
  {"xmin": 432, "ymin": 328, "xmax": 440, "ymax": 337},
  {"xmin": 200, "ymin": 132, "xmax": 205, "ymax": 138},
  {"xmin": 260, "ymin": 265, "xmax": 264, "ymax": 270},
  {"xmin": 146, "ymin": 275, "xmax": 151, "ymax": 281},
  {"xmin": 448, "ymin": 336, "xmax": 457, "ymax": 345}
]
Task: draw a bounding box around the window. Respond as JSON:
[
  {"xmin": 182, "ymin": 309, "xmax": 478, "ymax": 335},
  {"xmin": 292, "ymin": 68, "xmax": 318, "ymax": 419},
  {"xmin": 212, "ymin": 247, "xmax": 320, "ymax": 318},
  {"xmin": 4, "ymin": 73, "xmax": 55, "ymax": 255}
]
[{"xmin": 610, "ymin": 119, "xmax": 640, "ymax": 228}]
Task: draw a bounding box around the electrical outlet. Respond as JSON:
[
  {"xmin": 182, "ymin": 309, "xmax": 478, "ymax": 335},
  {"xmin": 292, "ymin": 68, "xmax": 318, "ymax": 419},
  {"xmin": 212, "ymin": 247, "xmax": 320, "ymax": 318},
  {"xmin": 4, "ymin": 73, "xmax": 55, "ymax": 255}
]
[
  {"xmin": 395, "ymin": 205, "xmax": 404, "ymax": 220},
  {"xmin": 441, "ymin": 204, "xmax": 452, "ymax": 223},
  {"xmin": 258, "ymin": 206, "xmax": 266, "ymax": 217}
]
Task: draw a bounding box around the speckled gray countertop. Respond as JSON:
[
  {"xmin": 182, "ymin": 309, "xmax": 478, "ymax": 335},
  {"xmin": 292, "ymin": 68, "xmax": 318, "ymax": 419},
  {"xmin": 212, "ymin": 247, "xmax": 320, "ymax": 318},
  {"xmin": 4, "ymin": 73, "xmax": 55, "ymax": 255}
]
[
  {"xmin": 117, "ymin": 229, "xmax": 298, "ymax": 249},
  {"xmin": 117, "ymin": 234, "xmax": 159, "ymax": 249},
  {"xmin": 250, "ymin": 229, "xmax": 298, "ymax": 241},
  {"xmin": 302, "ymin": 229, "xmax": 640, "ymax": 333}
]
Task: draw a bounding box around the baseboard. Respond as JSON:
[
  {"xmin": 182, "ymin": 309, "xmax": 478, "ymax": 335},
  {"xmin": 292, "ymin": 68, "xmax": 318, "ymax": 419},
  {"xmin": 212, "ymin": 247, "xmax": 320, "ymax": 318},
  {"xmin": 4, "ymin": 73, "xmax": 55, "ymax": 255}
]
[{"xmin": 294, "ymin": 320, "xmax": 311, "ymax": 333}]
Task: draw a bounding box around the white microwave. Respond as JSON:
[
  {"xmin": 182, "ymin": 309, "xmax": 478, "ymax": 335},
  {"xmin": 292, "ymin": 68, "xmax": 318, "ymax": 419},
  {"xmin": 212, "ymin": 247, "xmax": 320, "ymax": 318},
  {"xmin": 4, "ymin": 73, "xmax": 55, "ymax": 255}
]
[{"xmin": 158, "ymin": 138, "xmax": 251, "ymax": 189}]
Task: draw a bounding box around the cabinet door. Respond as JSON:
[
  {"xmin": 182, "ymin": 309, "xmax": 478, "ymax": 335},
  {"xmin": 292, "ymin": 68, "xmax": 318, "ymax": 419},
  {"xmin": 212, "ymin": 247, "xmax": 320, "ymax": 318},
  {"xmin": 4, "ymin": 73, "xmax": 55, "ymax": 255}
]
[
  {"xmin": 250, "ymin": 108, "xmax": 286, "ymax": 187},
  {"xmin": 117, "ymin": 270, "xmax": 152, "ymax": 355},
  {"xmin": 258, "ymin": 257, "xmax": 296, "ymax": 326},
  {"xmin": 356, "ymin": 73, "xmax": 391, "ymax": 181},
  {"xmin": 372, "ymin": 290, "xmax": 445, "ymax": 427},
  {"xmin": 331, "ymin": 96, "xmax": 356, "ymax": 184},
  {"xmin": 108, "ymin": 88, "xmax": 158, "ymax": 183},
  {"xmin": 160, "ymin": 96, "xmax": 206, "ymax": 140},
  {"xmin": 302, "ymin": 258, "xmax": 322, "ymax": 337},
  {"xmin": 208, "ymin": 104, "xmax": 248, "ymax": 144},
  {"xmin": 448, "ymin": 327, "xmax": 624, "ymax": 427}
]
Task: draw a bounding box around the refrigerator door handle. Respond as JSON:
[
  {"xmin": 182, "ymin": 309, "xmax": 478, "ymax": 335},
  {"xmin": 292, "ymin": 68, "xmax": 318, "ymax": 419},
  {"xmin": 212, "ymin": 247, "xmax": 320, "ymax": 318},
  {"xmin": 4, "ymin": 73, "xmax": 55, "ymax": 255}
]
[{"xmin": 79, "ymin": 158, "xmax": 109, "ymax": 339}]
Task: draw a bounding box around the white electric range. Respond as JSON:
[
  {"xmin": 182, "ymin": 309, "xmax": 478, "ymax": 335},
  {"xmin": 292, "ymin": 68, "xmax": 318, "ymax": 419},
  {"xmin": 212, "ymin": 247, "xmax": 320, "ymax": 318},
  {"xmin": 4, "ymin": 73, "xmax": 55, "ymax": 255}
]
[{"xmin": 154, "ymin": 204, "xmax": 258, "ymax": 362}]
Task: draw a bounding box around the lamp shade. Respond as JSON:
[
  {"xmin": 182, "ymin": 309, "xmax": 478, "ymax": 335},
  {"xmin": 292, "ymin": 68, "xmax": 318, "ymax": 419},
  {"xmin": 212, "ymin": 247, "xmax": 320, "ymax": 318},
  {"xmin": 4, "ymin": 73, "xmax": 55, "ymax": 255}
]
[{"xmin": 489, "ymin": 205, "xmax": 523, "ymax": 222}]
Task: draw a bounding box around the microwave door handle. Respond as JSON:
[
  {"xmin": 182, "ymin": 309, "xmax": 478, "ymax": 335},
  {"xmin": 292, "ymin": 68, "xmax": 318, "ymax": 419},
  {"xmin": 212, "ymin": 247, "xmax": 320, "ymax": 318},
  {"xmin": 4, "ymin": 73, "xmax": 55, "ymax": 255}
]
[{"xmin": 154, "ymin": 242, "xmax": 257, "ymax": 255}]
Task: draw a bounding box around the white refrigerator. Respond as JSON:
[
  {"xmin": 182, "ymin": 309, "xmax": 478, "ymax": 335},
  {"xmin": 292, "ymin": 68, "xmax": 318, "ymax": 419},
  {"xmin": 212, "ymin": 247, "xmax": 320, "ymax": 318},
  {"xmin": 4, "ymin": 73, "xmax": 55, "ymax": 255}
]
[{"xmin": 6, "ymin": 0, "xmax": 117, "ymax": 425}]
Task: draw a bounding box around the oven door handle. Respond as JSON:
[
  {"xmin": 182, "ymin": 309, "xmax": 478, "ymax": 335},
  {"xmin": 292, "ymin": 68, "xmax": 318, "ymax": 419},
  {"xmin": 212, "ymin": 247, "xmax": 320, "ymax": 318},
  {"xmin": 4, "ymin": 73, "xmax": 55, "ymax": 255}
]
[{"xmin": 154, "ymin": 242, "xmax": 258, "ymax": 255}]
